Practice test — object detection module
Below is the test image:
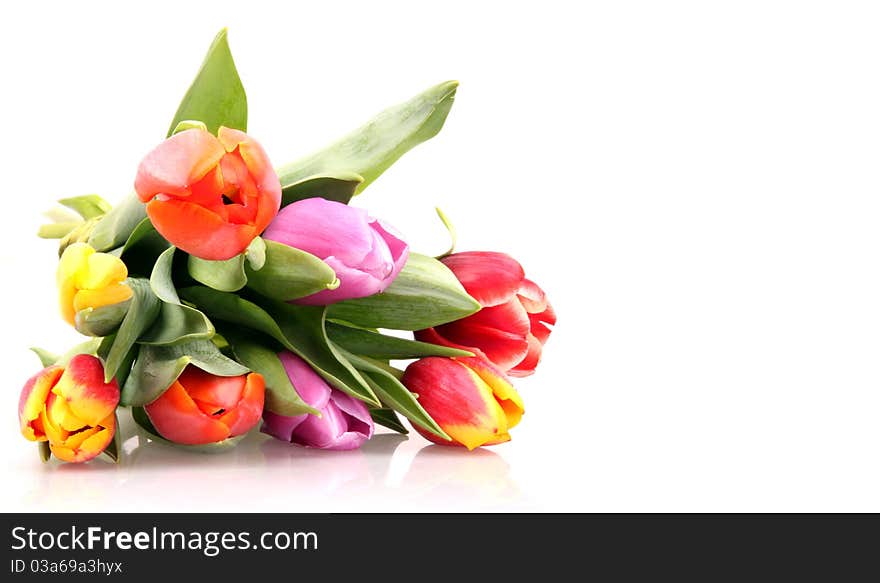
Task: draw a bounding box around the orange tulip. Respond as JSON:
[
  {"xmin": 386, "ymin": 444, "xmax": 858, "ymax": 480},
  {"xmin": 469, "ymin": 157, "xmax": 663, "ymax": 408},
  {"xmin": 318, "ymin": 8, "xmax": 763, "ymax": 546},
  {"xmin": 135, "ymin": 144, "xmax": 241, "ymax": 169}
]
[
  {"xmin": 18, "ymin": 354, "xmax": 119, "ymax": 463},
  {"xmin": 134, "ymin": 127, "xmax": 281, "ymax": 260},
  {"xmin": 401, "ymin": 355, "xmax": 524, "ymax": 450},
  {"xmin": 144, "ymin": 366, "xmax": 265, "ymax": 445}
]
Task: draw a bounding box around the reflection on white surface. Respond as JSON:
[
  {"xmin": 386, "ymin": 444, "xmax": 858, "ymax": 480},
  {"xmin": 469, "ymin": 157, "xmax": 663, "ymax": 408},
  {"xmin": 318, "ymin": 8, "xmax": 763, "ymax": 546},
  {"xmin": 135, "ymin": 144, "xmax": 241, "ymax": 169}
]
[{"xmin": 14, "ymin": 413, "xmax": 533, "ymax": 513}]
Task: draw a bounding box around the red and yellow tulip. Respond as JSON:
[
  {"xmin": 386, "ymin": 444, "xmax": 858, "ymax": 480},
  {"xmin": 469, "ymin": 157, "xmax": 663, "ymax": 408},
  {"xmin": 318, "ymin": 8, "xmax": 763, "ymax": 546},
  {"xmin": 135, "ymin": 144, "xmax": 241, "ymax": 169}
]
[
  {"xmin": 135, "ymin": 127, "xmax": 281, "ymax": 261},
  {"xmin": 18, "ymin": 354, "xmax": 119, "ymax": 463},
  {"xmin": 401, "ymin": 356, "xmax": 524, "ymax": 450},
  {"xmin": 57, "ymin": 242, "xmax": 132, "ymax": 327},
  {"xmin": 144, "ymin": 366, "xmax": 265, "ymax": 445}
]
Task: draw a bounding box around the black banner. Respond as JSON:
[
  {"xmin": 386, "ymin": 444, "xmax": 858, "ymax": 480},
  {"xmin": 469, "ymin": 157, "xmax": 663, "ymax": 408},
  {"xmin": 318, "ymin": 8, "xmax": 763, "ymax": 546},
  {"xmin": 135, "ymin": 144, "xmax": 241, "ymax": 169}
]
[{"xmin": 1, "ymin": 514, "xmax": 876, "ymax": 579}]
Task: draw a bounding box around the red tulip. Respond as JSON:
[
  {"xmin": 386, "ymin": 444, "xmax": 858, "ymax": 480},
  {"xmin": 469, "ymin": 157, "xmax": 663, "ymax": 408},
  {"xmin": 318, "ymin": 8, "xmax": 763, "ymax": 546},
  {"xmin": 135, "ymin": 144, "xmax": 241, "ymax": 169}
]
[
  {"xmin": 401, "ymin": 355, "xmax": 524, "ymax": 450},
  {"xmin": 135, "ymin": 127, "xmax": 281, "ymax": 260},
  {"xmin": 416, "ymin": 251, "xmax": 556, "ymax": 377},
  {"xmin": 144, "ymin": 366, "xmax": 265, "ymax": 445}
]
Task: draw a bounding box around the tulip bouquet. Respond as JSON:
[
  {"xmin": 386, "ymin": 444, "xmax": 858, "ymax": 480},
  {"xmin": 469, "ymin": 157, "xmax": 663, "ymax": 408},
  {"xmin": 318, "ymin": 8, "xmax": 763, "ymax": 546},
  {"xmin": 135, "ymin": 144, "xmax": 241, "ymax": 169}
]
[{"xmin": 18, "ymin": 30, "xmax": 556, "ymax": 464}]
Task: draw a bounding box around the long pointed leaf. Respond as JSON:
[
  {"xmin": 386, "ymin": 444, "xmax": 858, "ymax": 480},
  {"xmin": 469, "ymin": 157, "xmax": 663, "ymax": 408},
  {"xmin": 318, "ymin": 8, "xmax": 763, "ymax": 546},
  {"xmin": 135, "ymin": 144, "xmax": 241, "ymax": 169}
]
[
  {"xmin": 328, "ymin": 253, "xmax": 480, "ymax": 330},
  {"xmin": 276, "ymin": 81, "xmax": 457, "ymax": 195},
  {"xmin": 168, "ymin": 28, "xmax": 247, "ymax": 136},
  {"xmin": 104, "ymin": 278, "xmax": 161, "ymax": 382},
  {"xmin": 326, "ymin": 321, "xmax": 472, "ymax": 359}
]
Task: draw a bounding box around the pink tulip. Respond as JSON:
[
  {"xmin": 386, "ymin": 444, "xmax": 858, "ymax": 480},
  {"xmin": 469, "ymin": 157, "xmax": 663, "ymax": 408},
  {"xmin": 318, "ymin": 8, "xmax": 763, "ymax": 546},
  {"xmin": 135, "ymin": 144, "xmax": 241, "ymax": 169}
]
[
  {"xmin": 262, "ymin": 198, "xmax": 408, "ymax": 305},
  {"xmin": 261, "ymin": 352, "xmax": 374, "ymax": 450}
]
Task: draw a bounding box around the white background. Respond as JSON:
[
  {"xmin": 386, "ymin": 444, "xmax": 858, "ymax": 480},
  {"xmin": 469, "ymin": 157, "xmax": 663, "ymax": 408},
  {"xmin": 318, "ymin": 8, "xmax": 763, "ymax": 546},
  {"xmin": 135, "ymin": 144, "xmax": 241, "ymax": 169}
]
[{"xmin": 1, "ymin": 0, "xmax": 879, "ymax": 512}]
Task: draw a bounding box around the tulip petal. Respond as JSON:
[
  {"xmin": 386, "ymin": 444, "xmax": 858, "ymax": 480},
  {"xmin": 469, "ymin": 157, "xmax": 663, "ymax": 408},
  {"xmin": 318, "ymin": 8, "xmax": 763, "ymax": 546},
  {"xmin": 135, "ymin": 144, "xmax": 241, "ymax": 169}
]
[
  {"xmin": 49, "ymin": 412, "xmax": 115, "ymax": 463},
  {"xmin": 181, "ymin": 367, "xmax": 246, "ymax": 411},
  {"xmin": 19, "ymin": 366, "xmax": 63, "ymax": 441},
  {"xmin": 135, "ymin": 129, "xmax": 226, "ymax": 200},
  {"xmin": 297, "ymin": 255, "xmax": 385, "ymax": 305},
  {"xmin": 508, "ymin": 333, "xmax": 543, "ymax": 378},
  {"xmin": 53, "ymin": 354, "xmax": 120, "ymax": 428},
  {"xmin": 435, "ymin": 315, "xmax": 529, "ymax": 372},
  {"xmin": 73, "ymin": 284, "xmax": 133, "ymax": 313},
  {"xmin": 144, "ymin": 381, "xmax": 230, "ymax": 445},
  {"xmin": 146, "ymin": 198, "xmax": 257, "ymax": 260},
  {"xmin": 441, "ymin": 251, "xmax": 525, "ymax": 307},
  {"xmin": 278, "ymin": 352, "xmax": 332, "ymax": 409},
  {"xmin": 81, "ymin": 252, "xmax": 128, "ymax": 289},
  {"xmin": 217, "ymin": 373, "xmax": 265, "ymax": 437},
  {"xmin": 402, "ymin": 358, "xmax": 509, "ymax": 450},
  {"xmin": 517, "ymin": 278, "xmax": 548, "ymax": 314},
  {"xmin": 262, "ymin": 410, "xmax": 309, "ymax": 442},
  {"xmin": 463, "ymin": 356, "xmax": 524, "ymax": 429},
  {"xmin": 291, "ymin": 396, "xmax": 371, "ymax": 450},
  {"xmin": 264, "ymin": 199, "xmax": 376, "ymax": 267}
]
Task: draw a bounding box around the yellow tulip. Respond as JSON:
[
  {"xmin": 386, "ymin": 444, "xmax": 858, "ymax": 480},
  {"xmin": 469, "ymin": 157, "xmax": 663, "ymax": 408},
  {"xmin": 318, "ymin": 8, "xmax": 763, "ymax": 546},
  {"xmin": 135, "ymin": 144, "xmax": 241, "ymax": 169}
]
[{"xmin": 57, "ymin": 242, "xmax": 132, "ymax": 327}]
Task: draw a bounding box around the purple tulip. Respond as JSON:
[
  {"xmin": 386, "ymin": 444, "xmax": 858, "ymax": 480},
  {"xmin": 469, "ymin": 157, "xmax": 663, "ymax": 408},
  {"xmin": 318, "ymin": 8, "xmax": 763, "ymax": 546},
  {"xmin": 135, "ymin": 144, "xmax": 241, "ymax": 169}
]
[
  {"xmin": 261, "ymin": 351, "xmax": 374, "ymax": 450},
  {"xmin": 262, "ymin": 198, "xmax": 409, "ymax": 305}
]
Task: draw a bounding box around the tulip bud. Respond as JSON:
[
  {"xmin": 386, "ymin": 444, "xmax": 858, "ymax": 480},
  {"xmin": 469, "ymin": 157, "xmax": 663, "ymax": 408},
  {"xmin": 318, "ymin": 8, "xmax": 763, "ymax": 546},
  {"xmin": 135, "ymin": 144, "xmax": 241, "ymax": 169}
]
[
  {"xmin": 262, "ymin": 198, "xmax": 408, "ymax": 305},
  {"xmin": 144, "ymin": 367, "xmax": 265, "ymax": 445},
  {"xmin": 416, "ymin": 251, "xmax": 556, "ymax": 377},
  {"xmin": 401, "ymin": 356, "xmax": 524, "ymax": 450},
  {"xmin": 19, "ymin": 354, "xmax": 119, "ymax": 463},
  {"xmin": 135, "ymin": 127, "xmax": 281, "ymax": 261},
  {"xmin": 57, "ymin": 242, "xmax": 132, "ymax": 334},
  {"xmin": 262, "ymin": 352, "xmax": 374, "ymax": 450}
]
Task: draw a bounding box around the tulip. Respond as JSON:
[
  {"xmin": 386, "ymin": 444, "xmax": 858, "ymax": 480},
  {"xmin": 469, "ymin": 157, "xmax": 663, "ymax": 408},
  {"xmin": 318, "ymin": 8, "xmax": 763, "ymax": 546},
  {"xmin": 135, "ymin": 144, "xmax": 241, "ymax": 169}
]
[
  {"xmin": 401, "ymin": 356, "xmax": 524, "ymax": 450},
  {"xmin": 262, "ymin": 198, "xmax": 408, "ymax": 305},
  {"xmin": 262, "ymin": 352, "xmax": 374, "ymax": 450},
  {"xmin": 57, "ymin": 242, "xmax": 132, "ymax": 328},
  {"xmin": 135, "ymin": 127, "xmax": 281, "ymax": 260},
  {"xmin": 144, "ymin": 367, "xmax": 265, "ymax": 445},
  {"xmin": 18, "ymin": 354, "xmax": 119, "ymax": 462},
  {"xmin": 416, "ymin": 251, "xmax": 556, "ymax": 377}
]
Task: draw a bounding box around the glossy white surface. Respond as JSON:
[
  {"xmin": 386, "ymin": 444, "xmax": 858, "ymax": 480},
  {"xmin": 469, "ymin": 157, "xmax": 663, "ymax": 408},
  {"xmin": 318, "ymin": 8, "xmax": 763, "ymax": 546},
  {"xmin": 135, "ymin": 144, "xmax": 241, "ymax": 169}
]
[{"xmin": 3, "ymin": 1, "xmax": 880, "ymax": 512}]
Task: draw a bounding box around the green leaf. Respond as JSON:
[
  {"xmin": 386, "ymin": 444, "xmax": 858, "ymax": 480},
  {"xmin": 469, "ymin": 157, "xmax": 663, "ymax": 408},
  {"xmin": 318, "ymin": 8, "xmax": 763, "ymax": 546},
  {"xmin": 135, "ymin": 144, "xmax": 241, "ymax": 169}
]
[
  {"xmin": 57, "ymin": 338, "xmax": 103, "ymax": 366},
  {"xmin": 168, "ymin": 28, "xmax": 247, "ymax": 136},
  {"xmin": 280, "ymin": 173, "xmax": 364, "ymax": 206},
  {"xmin": 30, "ymin": 347, "xmax": 59, "ymax": 368},
  {"xmin": 38, "ymin": 222, "xmax": 80, "ymax": 239},
  {"xmin": 433, "ymin": 206, "xmax": 457, "ymax": 259},
  {"xmin": 103, "ymin": 278, "xmax": 161, "ymax": 382},
  {"xmin": 139, "ymin": 247, "xmax": 214, "ymax": 345},
  {"xmin": 244, "ymin": 240, "xmax": 338, "ymax": 301},
  {"xmin": 121, "ymin": 339, "xmax": 249, "ymax": 407},
  {"xmin": 326, "ymin": 321, "xmax": 472, "ymax": 359},
  {"xmin": 171, "ymin": 119, "xmax": 208, "ymax": 135},
  {"xmin": 276, "ymin": 80, "xmax": 458, "ymax": 195},
  {"xmin": 131, "ymin": 406, "xmax": 247, "ymax": 453},
  {"xmin": 370, "ymin": 408, "xmax": 409, "ymax": 434},
  {"xmin": 58, "ymin": 195, "xmax": 111, "ymax": 220},
  {"xmin": 120, "ymin": 218, "xmax": 159, "ymax": 254},
  {"xmin": 74, "ymin": 299, "xmax": 131, "ymax": 337},
  {"xmin": 38, "ymin": 441, "xmax": 51, "ymax": 463},
  {"xmin": 179, "ymin": 287, "xmax": 380, "ymax": 407},
  {"xmin": 245, "ymin": 237, "xmax": 266, "ymax": 271},
  {"xmin": 88, "ymin": 193, "xmax": 148, "ymax": 252},
  {"xmin": 225, "ymin": 330, "xmax": 319, "ymax": 417},
  {"xmin": 188, "ymin": 254, "xmax": 248, "ymax": 292},
  {"xmin": 328, "ymin": 253, "xmax": 479, "ymax": 330},
  {"xmin": 340, "ymin": 349, "xmax": 449, "ymax": 440}
]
